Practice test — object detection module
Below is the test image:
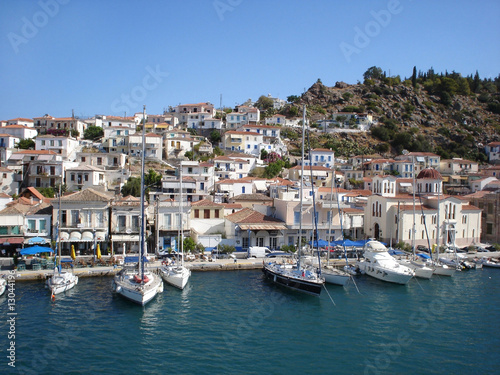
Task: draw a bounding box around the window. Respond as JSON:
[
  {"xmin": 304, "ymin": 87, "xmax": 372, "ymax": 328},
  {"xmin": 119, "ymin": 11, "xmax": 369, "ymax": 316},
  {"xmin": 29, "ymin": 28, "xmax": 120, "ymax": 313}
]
[
  {"xmin": 164, "ymin": 214, "xmax": 172, "ymax": 228},
  {"xmin": 215, "ymin": 210, "xmax": 219, "ymax": 219},
  {"xmin": 39, "ymin": 220, "xmax": 46, "ymax": 232},
  {"xmin": 71, "ymin": 174, "xmax": 75, "ymax": 181},
  {"xmin": 194, "ymin": 209, "xmax": 199, "ymax": 218},
  {"xmin": 97, "ymin": 157, "xmax": 102, "ymax": 165},
  {"xmin": 242, "ymin": 186, "xmax": 246, "ymax": 194},
  {"xmin": 118, "ymin": 216, "xmax": 126, "ymax": 229},
  {"xmin": 41, "ymin": 140, "xmax": 46, "ymax": 146},
  {"xmin": 294, "ymin": 211, "xmax": 300, "ymax": 225},
  {"xmin": 84, "ymin": 174, "xmax": 89, "ymax": 182},
  {"xmin": 486, "ymin": 223, "xmax": 493, "ymax": 235},
  {"xmin": 132, "ymin": 216, "xmax": 139, "ymax": 230},
  {"xmin": 27, "ymin": 219, "xmax": 36, "ymax": 232},
  {"xmin": 204, "ymin": 209, "xmax": 210, "ymax": 219}
]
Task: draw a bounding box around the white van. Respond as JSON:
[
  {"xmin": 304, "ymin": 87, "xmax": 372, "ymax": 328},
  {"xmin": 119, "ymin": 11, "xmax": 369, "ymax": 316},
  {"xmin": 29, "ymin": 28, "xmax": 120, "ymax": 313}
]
[{"xmin": 248, "ymin": 246, "xmax": 270, "ymax": 258}]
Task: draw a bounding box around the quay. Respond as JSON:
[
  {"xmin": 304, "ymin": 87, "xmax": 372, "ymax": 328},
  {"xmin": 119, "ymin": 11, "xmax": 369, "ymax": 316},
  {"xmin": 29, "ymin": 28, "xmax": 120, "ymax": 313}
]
[{"xmin": 0, "ymin": 257, "xmax": 356, "ymax": 281}]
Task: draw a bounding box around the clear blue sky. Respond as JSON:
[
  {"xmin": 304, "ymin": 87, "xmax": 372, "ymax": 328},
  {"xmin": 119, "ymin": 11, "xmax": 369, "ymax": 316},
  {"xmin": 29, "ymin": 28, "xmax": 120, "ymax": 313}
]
[{"xmin": 1, "ymin": 0, "xmax": 499, "ymax": 120}]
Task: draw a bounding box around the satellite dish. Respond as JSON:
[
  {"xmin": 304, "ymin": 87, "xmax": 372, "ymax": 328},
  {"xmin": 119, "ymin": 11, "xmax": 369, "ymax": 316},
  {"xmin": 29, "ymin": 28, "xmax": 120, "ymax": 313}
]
[{"xmin": 126, "ymin": 228, "xmax": 132, "ymax": 234}]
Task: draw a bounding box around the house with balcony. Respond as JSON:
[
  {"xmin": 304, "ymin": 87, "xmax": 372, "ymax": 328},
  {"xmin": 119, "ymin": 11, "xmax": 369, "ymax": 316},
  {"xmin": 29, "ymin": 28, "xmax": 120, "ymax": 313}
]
[
  {"xmin": 33, "ymin": 116, "xmax": 87, "ymax": 138},
  {"xmin": 299, "ymin": 148, "xmax": 335, "ymax": 169},
  {"xmin": 288, "ymin": 165, "xmax": 333, "ymax": 186},
  {"xmin": 213, "ymin": 155, "xmax": 253, "ymax": 180},
  {"xmin": 155, "ymin": 195, "xmax": 191, "ymax": 253},
  {"xmin": 236, "ymin": 106, "xmax": 260, "ymax": 124},
  {"xmin": 161, "ymin": 175, "xmax": 199, "ymax": 202},
  {"xmin": 200, "ymin": 117, "xmax": 223, "ymax": 130},
  {"xmin": 0, "ymin": 188, "xmax": 52, "ymax": 254},
  {"xmin": 485, "ymin": 142, "xmax": 500, "ymax": 164},
  {"xmin": 215, "ymin": 178, "xmax": 256, "ymax": 202},
  {"xmin": 65, "ymin": 165, "xmax": 107, "ymax": 192},
  {"xmin": 35, "ymin": 135, "xmax": 79, "ymax": 160},
  {"xmin": 128, "ymin": 132, "xmax": 163, "ymax": 160},
  {"xmin": 7, "ymin": 150, "xmax": 78, "ymax": 189},
  {"xmin": 225, "ymin": 112, "xmax": 249, "ymax": 129},
  {"xmin": 102, "ymin": 127, "xmax": 134, "ymax": 153},
  {"xmin": 165, "ymin": 134, "xmax": 196, "ymax": 160},
  {"xmin": 224, "ymin": 207, "xmax": 287, "ymax": 252},
  {"xmin": 180, "ymin": 161, "xmax": 215, "ymax": 199},
  {"xmin": 53, "ymin": 188, "xmax": 113, "ymax": 256},
  {"xmin": 170, "ymin": 102, "xmax": 216, "ymax": 126},
  {"xmin": 224, "ymin": 131, "xmax": 264, "ymax": 156},
  {"xmin": 109, "ymin": 195, "xmax": 142, "ymax": 255}
]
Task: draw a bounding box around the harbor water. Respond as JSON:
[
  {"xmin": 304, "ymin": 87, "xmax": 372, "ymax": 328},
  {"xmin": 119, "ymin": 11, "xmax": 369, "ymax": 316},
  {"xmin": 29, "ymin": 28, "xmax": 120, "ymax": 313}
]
[{"xmin": 1, "ymin": 268, "xmax": 499, "ymax": 374}]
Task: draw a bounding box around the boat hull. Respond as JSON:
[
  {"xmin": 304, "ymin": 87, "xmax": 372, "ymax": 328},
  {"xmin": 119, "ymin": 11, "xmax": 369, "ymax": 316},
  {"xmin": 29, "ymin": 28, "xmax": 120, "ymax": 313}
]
[
  {"xmin": 160, "ymin": 265, "xmax": 191, "ymax": 289},
  {"xmin": 262, "ymin": 263, "xmax": 323, "ymax": 295},
  {"xmin": 113, "ymin": 270, "xmax": 163, "ymax": 306},
  {"xmin": 357, "ymin": 261, "xmax": 414, "ymax": 285},
  {"xmin": 322, "ymin": 267, "xmax": 350, "ymax": 286},
  {"xmin": 0, "ymin": 279, "xmax": 6, "ymax": 296},
  {"xmin": 433, "ymin": 264, "xmax": 456, "ymax": 276},
  {"xmin": 47, "ymin": 272, "xmax": 79, "ymax": 295}
]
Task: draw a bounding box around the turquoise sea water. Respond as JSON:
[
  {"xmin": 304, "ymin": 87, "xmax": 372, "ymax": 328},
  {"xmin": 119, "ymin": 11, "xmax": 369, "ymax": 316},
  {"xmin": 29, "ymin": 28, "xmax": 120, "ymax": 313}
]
[{"xmin": 1, "ymin": 268, "xmax": 499, "ymax": 375}]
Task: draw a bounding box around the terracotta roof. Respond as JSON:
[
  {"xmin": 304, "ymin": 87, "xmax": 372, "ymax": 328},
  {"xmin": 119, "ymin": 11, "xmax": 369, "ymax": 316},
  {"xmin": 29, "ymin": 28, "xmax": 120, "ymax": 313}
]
[
  {"xmin": 232, "ymin": 193, "xmax": 272, "ymax": 201},
  {"xmin": 312, "ymin": 148, "xmax": 334, "ymax": 152},
  {"xmin": 487, "ymin": 142, "xmax": 500, "ymax": 147},
  {"xmin": 13, "ymin": 150, "xmax": 57, "ymax": 155},
  {"xmin": 225, "ymin": 131, "xmax": 261, "ymax": 136},
  {"xmin": 191, "ymin": 199, "xmax": 224, "ymax": 207},
  {"xmin": 8, "ymin": 118, "xmax": 33, "ymax": 122},
  {"xmin": 2, "ymin": 124, "xmax": 31, "ymax": 129},
  {"xmin": 225, "ymin": 207, "xmax": 285, "ymax": 225},
  {"xmin": 461, "ymin": 204, "xmax": 481, "ymax": 210},
  {"xmin": 223, "ymin": 203, "xmax": 242, "ymax": 209},
  {"xmin": 58, "ymin": 188, "xmax": 113, "ymax": 202},
  {"xmin": 343, "ymin": 208, "xmax": 364, "ymax": 214}
]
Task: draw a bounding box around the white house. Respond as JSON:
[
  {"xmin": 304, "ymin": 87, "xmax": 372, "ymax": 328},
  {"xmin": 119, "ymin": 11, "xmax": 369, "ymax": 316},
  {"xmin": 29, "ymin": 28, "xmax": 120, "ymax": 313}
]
[
  {"xmin": 213, "ymin": 155, "xmax": 253, "ymax": 180},
  {"xmin": 0, "ymin": 167, "xmax": 18, "ymax": 196},
  {"xmin": 170, "ymin": 102, "xmax": 216, "ymax": 126},
  {"xmin": 0, "ymin": 125, "xmax": 38, "ymax": 139},
  {"xmin": 6, "ymin": 118, "xmax": 34, "ymax": 127},
  {"xmin": 128, "ymin": 132, "xmax": 163, "ymax": 159},
  {"xmin": 35, "ymin": 135, "xmax": 80, "ymax": 160},
  {"xmin": 485, "ymin": 142, "xmax": 500, "ymax": 164},
  {"xmin": 66, "ymin": 165, "xmax": 107, "ymax": 192},
  {"xmin": 224, "ymin": 131, "xmax": 265, "ymax": 156},
  {"xmin": 0, "ymin": 133, "xmax": 20, "ymax": 149},
  {"xmin": 299, "ymin": 148, "xmax": 335, "ymax": 169}
]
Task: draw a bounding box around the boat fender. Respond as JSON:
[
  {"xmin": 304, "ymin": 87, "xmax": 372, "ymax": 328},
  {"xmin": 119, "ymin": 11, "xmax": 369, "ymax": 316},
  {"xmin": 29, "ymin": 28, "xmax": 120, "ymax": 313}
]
[{"xmin": 115, "ymin": 285, "xmax": 122, "ymax": 293}]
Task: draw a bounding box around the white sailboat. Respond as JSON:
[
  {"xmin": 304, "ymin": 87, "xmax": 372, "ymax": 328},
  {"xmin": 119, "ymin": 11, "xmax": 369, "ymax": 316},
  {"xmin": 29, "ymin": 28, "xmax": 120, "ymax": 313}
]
[
  {"xmin": 322, "ymin": 164, "xmax": 350, "ymax": 286},
  {"xmin": 159, "ymin": 166, "xmax": 191, "ymax": 289},
  {"xmin": 47, "ymin": 187, "xmax": 78, "ymax": 297},
  {"xmin": 112, "ymin": 105, "xmax": 164, "ymax": 305},
  {"xmin": 357, "ymin": 240, "xmax": 415, "ymax": 284},
  {"xmin": 263, "ymin": 105, "xmax": 325, "ymax": 295},
  {"xmin": 0, "ymin": 276, "xmax": 7, "ymax": 296}
]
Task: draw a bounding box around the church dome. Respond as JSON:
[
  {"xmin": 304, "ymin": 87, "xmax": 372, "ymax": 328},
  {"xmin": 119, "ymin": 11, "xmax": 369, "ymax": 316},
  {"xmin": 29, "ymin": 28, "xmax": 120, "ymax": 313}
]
[{"xmin": 417, "ymin": 167, "xmax": 442, "ymax": 180}]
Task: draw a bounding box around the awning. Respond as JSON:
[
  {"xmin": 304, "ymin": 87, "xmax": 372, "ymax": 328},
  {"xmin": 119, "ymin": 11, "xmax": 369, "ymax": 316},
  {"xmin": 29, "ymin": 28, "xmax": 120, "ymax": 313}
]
[
  {"xmin": 37, "ymin": 154, "xmax": 54, "ymax": 161},
  {"xmin": 60, "ymin": 232, "xmax": 70, "ymax": 241},
  {"xmin": 1, "ymin": 237, "xmax": 24, "ymax": 245},
  {"xmin": 238, "ymin": 224, "xmax": 287, "ymax": 231},
  {"xmin": 25, "ymin": 236, "xmax": 49, "ymax": 245},
  {"xmin": 253, "ymin": 180, "xmax": 267, "ymax": 191},
  {"xmin": 81, "ymin": 231, "xmax": 94, "ymax": 241},
  {"xmin": 111, "ymin": 234, "xmax": 139, "ymax": 242},
  {"xmin": 399, "ymin": 182, "xmax": 412, "ymax": 187},
  {"xmin": 95, "ymin": 231, "xmax": 107, "ymax": 241},
  {"xmin": 69, "ymin": 231, "xmax": 82, "ymax": 241},
  {"xmin": 20, "ymin": 245, "xmax": 54, "ymax": 255}
]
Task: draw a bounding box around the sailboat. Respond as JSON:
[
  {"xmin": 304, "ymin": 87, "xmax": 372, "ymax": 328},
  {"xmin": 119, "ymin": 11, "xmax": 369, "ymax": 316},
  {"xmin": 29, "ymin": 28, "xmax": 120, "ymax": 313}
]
[
  {"xmin": 46, "ymin": 186, "xmax": 78, "ymax": 296},
  {"xmin": 395, "ymin": 161, "xmax": 434, "ymax": 279},
  {"xmin": 159, "ymin": 165, "xmax": 191, "ymax": 289},
  {"xmin": 112, "ymin": 105, "xmax": 164, "ymax": 305},
  {"xmin": 0, "ymin": 276, "xmax": 7, "ymax": 296},
  {"xmin": 262, "ymin": 105, "xmax": 325, "ymax": 295},
  {"xmin": 320, "ymin": 160, "xmax": 350, "ymax": 286}
]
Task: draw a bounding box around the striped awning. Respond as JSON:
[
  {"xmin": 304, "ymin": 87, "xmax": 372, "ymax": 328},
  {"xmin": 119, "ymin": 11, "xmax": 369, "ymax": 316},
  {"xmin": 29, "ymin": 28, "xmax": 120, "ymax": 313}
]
[
  {"xmin": 95, "ymin": 231, "xmax": 107, "ymax": 241},
  {"xmin": 238, "ymin": 224, "xmax": 287, "ymax": 231},
  {"xmin": 60, "ymin": 232, "xmax": 70, "ymax": 241},
  {"xmin": 81, "ymin": 231, "xmax": 94, "ymax": 241},
  {"xmin": 69, "ymin": 231, "xmax": 82, "ymax": 241}
]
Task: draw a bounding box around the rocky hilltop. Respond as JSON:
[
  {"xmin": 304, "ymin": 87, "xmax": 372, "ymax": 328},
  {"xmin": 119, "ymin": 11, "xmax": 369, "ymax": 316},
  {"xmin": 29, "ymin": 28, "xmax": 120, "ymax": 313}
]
[{"xmin": 281, "ymin": 71, "xmax": 500, "ymax": 161}]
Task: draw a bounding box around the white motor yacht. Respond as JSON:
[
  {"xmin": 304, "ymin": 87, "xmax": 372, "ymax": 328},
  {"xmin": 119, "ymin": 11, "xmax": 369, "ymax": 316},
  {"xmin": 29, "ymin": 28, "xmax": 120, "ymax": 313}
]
[{"xmin": 357, "ymin": 240, "xmax": 415, "ymax": 285}]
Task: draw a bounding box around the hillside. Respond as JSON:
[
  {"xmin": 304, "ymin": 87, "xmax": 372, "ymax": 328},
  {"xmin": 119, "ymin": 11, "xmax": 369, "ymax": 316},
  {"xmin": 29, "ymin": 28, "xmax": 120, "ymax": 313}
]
[{"xmin": 280, "ymin": 68, "xmax": 500, "ymax": 162}]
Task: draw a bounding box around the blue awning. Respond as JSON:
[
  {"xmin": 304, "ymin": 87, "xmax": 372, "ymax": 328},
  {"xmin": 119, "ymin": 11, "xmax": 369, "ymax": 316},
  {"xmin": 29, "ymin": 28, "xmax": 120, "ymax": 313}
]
[
  {"xmin": 309, "ymin": 239, "xmax": 329, "ymax": 247},
  {"xmin": 388, "ymin": 249, "xmax": 405, "ymax": 255},
  {"xmin": 26, "ymin": 236, "xmax": 48, "ymax": 245},
  {"xmin": 20, "ymin": 245, "xmax": 54, "ymax": 255}
]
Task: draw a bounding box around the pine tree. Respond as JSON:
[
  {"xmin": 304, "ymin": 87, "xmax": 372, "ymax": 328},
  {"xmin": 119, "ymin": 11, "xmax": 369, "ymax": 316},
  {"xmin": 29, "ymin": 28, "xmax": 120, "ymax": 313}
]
[{"xmin": 412, "ymin": 66, "xmax": 417, "ymax": 88}]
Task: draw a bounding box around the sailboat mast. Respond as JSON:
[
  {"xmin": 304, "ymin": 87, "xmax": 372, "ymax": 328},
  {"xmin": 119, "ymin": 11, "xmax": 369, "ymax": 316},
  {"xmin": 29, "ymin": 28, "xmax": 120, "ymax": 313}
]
[
  {"xmin": 139, "ymin": 105, "xmax": 147, "ymax": 282},
  {"xmin": 436, "ymin": 178, "xmax": 441, "ymax": 260},
  {"xmin": 56, "ymin": 183, "xmax": 62, "ymax": 272},
  {"xmin": 328, "ymin": 162, "xmax": 334, "ymax": 265},
  {"xmin": 412, "ymin": 155, "xmax": 416, "ymax": 256},
  {"xmin": 179, "ymin": 166, "xmax": 184, "ymax": 267},
  {"xmin": 297, "ymin": 105, "xmax": 306, "ymax": 269}
]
